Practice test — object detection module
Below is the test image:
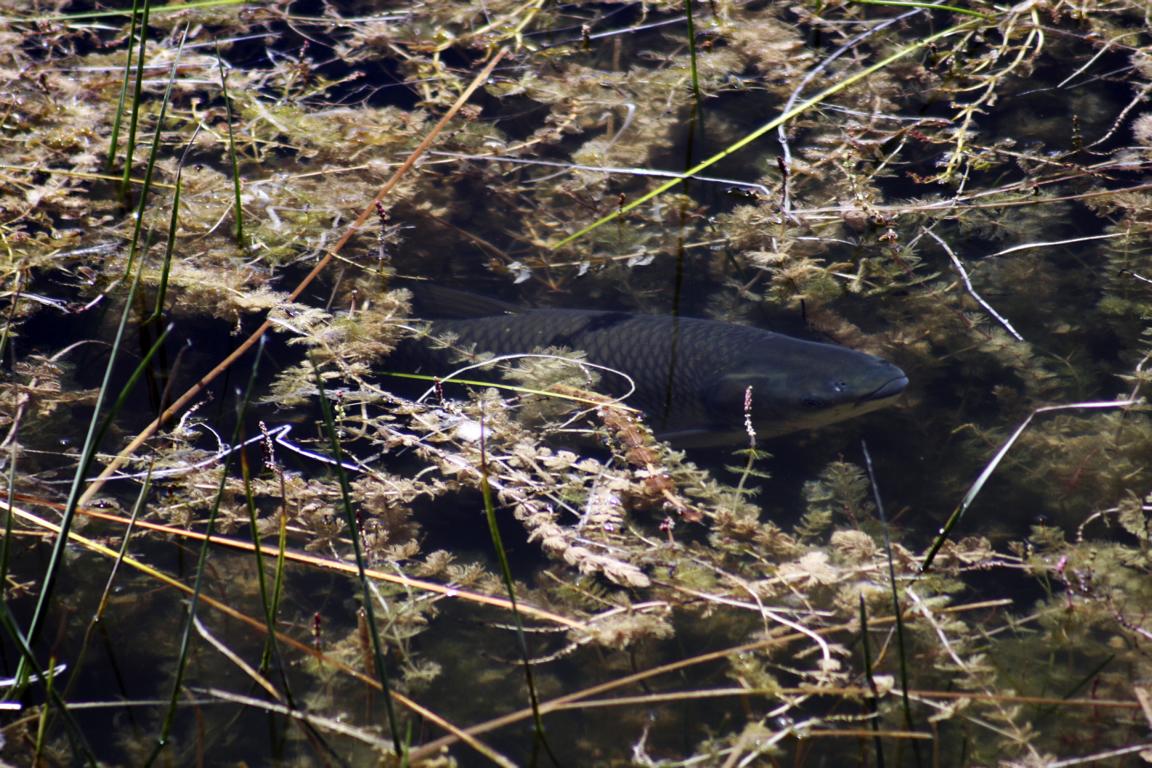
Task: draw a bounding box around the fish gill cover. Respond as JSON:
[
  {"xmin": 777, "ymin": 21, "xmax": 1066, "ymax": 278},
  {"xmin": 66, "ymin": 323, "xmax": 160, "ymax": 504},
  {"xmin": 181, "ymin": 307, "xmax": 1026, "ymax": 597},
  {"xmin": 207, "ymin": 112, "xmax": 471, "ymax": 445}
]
[{"xmin": 0, "ymin": 1, "xmax": 1151, "ymax": 765}]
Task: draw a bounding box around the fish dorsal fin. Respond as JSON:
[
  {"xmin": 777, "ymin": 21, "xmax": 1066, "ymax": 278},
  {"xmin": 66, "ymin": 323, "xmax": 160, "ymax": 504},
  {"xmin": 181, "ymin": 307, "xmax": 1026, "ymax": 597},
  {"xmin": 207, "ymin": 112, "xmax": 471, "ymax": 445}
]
[{"xmin": 404, "ymin": 281, "xmax": 522, "ymax": 319}]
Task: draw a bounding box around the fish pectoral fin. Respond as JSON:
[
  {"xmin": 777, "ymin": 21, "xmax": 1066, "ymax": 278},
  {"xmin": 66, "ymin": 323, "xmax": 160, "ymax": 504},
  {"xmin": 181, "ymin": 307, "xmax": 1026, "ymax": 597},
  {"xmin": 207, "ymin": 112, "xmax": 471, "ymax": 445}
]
[{"xmin": 651, "ymin": 428, "xmax": 744, "ymax": 449}]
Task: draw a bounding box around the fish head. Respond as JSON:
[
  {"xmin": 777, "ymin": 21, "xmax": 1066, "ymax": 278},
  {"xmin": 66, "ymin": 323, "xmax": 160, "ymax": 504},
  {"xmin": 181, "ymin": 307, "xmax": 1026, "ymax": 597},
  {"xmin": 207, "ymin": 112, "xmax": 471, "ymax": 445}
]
[{"xmin": 701, "ymin": 338, "xmax": 908, "ymax": 439}]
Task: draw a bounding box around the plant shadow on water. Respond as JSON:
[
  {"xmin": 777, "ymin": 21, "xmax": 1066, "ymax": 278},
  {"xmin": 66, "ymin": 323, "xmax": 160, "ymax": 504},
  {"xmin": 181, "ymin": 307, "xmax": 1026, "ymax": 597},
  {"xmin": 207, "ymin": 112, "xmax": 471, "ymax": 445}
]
[{"xmin": 2, "ymin": 0, "xmax": 1152, "ymax": 765}]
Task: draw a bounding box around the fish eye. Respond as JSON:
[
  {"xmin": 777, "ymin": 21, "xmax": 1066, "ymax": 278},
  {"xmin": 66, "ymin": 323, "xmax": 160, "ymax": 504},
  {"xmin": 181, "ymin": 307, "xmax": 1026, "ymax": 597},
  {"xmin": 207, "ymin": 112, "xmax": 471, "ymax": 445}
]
[{"xmin": 831, "ymin": 379, "xmax": 848, "ymax": 394}]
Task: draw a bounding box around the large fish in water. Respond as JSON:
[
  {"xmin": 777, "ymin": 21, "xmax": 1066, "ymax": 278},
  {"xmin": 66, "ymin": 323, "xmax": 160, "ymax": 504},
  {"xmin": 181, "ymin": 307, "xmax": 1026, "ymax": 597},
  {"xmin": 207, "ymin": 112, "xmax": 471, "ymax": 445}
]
[{"xmin": 403, "ymin": 286, "xmax": 907, "ymax": 447}]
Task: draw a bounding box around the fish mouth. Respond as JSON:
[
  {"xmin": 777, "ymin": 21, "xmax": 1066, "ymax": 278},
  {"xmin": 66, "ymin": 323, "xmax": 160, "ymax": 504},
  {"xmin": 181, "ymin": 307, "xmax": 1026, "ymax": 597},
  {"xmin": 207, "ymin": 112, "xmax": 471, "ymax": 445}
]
[{"xmin": 860, "ymin": 373, "xmax": 909, "ymax": 404}]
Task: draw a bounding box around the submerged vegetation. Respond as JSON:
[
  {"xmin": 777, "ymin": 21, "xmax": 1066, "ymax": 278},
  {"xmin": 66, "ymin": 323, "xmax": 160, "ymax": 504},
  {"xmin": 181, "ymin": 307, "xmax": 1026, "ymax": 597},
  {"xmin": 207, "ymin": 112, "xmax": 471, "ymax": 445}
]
[{"xmin": 2, "ymin": 0, "xmax": 1152, "ymax": 764}]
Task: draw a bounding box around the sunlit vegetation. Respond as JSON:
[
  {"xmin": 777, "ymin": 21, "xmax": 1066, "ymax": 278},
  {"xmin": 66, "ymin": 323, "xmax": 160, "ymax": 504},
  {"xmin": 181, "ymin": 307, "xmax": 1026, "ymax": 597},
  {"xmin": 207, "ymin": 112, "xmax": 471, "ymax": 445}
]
[{"xmin": 2, "ymin": 0, "xmax": 1152, "ymax": 764}]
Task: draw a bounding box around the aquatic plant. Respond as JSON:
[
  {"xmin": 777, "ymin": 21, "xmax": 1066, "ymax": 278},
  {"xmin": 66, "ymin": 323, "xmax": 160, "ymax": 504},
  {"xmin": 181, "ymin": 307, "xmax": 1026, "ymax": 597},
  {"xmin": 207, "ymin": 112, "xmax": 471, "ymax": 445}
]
[{"xmin": 1, "ymin": 0, "xmax": 1152, "ymax": 765}]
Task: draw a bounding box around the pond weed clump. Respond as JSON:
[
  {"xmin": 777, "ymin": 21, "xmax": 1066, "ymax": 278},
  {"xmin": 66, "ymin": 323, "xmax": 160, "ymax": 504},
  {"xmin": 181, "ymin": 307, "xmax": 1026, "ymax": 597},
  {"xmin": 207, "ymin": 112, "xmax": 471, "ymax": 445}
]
[{"xmin": 3, "ymin": 0, "xmax": 1152, "ymax": 764}]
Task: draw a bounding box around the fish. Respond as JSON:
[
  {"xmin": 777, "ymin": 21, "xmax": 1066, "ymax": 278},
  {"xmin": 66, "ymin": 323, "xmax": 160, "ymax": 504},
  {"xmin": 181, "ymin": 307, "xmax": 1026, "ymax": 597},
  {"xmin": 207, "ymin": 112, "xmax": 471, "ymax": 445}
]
[{"xmin": 402, "ymin": 285, "xmax": 908, "ymax": 447}]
